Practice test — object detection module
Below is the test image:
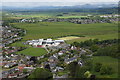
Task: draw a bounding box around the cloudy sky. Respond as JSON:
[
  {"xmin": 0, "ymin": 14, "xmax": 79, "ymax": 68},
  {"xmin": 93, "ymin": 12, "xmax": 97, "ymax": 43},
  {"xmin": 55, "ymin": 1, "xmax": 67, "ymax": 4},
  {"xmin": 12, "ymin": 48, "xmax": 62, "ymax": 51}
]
[
  {"xmin": 2, "ymin": 0, "xmax": 119, "ymax": 2},
  {"xmin": 1, "ymin": 0, "xmax": 119, "ymax": 7}
]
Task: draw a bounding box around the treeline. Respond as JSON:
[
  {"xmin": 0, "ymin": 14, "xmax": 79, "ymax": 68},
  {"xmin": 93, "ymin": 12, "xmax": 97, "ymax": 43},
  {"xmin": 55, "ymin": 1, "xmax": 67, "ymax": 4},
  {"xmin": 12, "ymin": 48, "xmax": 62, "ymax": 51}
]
[
  {"xmin": 53, "ymin": 35, "xmax": 85, "ymax": 39},
  {"xmin": 2, "ymin": 18, "xmax": 19, "ymax": 26},
  {"xmin": 72, "ymin": 39, "xmax": 119, "ymax": 47},
  {"xmin": 93, "ymin": 44, "xmax": 120, "ymax": 58},
  {"xmin": 72, "ymin": 39, "xmax": 120, "ymax": 58}
]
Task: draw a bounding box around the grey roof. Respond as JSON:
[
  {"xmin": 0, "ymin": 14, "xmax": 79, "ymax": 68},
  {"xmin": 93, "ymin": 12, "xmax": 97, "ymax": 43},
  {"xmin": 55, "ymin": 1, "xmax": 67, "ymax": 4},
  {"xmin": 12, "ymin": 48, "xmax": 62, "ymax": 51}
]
[
  {"xmin": 49, "ymin": 62, "xmax": 56, "ymax": 68},
  {"xmin": 65, "ymin": 57, "xmax": 77, "ymax": 62},
  {"xmin": 49, "ymin": 56, "xmax": 57, "ymax": 60}
]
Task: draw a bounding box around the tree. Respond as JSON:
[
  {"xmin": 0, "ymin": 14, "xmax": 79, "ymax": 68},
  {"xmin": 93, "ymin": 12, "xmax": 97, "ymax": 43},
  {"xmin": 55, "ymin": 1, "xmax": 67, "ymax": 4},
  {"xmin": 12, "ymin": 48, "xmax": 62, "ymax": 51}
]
[
  {"xmin": 84, "ymin": 71, "xmax": 92, "ymax": 78},
  {"xmin": 84, "ymin": 59, "xmax": 93, "ymax": 71},
  {"xmin": 56, "ymin": 14, "xmax": 63, "ymax": 16},
  {"xmin": 94, "ymin": 63, "xmax": 102, "ymax": 72},
  {"xmin": 90, "ymin": 44, "xmax": 99, "ymax": 52},
  {"xmin": 75, "ymin": 66, "xmax": 88, "ymax": 78},
  {"xmin": 45, "ymin": 64, "xmax": 50, "ymax": 70},
  {"xmin": 81, "ymin": 54, "xmax": 87, "ymax": 60},
  {"xmin": 23, "ymin": 69, "xmax": 28, "ymax": 74},
  {"xmin": 67, "ymin": 61, "xmax": 78, "ymax": 77},
  {"xmin": 28, "ymin": 68, "xmax": 53, "ymax": 79},
  {"xmin": 72, "ymin": 42, "xmax": 80, "ymax": 47},
  {"xmin": 100, "ymin": 66, "xmax": 113, "ymax": 75},
  {"xmin": 30, "ymin": 57, "xmax": 37, "ymax": 63}
]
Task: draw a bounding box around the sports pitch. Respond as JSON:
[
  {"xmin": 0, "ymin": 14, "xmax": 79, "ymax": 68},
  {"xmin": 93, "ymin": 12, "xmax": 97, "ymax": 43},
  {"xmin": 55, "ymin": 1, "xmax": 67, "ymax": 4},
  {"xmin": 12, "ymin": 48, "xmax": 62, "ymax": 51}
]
[{"xmin": 58, "ymin": 36, "xmax": 81, "ymax": 40}]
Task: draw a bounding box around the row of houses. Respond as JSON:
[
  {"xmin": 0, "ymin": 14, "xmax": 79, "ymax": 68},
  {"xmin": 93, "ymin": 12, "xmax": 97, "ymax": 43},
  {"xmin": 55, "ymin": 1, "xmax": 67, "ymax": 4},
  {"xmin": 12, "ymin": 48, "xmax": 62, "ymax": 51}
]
[
  {"xmin": 20, "ymin": 14, "xmax": 119, "ymax": 24},
  {"xmin": 41, "ymin": 16, "xmax": 119, "ymax": 24},
  {"xmin": 2, "ymin": 25, "xmax": 24, "ymax": 46},
  {"xmin": 100, "ymin": 14, "xmax": 119, "ymax": 18}
]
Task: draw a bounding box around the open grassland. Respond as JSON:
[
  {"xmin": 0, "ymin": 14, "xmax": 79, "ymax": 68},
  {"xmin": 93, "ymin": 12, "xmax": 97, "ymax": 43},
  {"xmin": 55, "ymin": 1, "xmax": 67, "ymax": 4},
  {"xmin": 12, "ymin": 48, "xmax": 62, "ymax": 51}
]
[
  {"xmin": 17, "ymin": 47, "xmax": 47, "ymax": 56},
  {"xmin": 11, "ymin": 22, "xmax": 118, "ymax": 43},
  {"xmin": 11, "ymin": 41, "xmax": 30, "ymax": 47},
  {"xmin": 58, "ymin": 16, "xmax": 88, "ymax": 18},
  {"xmin": 13, "ymin": 12, "xmax": 58, "ymax": 19},
  {"xmin": 92, "ymin": 56, "xmax": 118, "ymax": 78},
  {"xmin": 58, "ymin": 36, "xmax": 81, "ymax": 40}
]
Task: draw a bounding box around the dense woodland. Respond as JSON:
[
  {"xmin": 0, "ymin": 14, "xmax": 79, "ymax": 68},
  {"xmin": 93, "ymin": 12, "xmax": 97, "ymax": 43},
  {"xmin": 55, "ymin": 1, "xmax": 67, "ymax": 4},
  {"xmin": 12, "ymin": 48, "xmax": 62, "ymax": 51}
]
[{"xmin": 72, "ymin": 39, "xmax": 120, "ymax": 59}]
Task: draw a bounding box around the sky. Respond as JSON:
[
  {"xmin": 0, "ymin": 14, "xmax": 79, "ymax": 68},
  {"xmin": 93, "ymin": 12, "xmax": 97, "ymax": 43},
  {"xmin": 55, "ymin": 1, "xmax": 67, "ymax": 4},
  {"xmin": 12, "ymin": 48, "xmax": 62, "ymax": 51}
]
[
  {"xmin": 1, "ymin": 0, "xmax": 119, "ymax": 2},
  {"xmin": 1, "ymin": 0, "xmax": 119, "ymax": 7}
]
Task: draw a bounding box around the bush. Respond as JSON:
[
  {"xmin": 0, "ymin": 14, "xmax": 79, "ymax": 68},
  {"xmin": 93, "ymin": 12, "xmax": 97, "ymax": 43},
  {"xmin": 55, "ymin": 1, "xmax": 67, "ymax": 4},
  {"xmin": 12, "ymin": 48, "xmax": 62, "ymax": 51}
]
[
  {"xmin": 100, "ymin": 66, "xmax": 113, "ymax": 75},
  {"xmin": 94, "ymin": 63, "xmax": 102, "ymax": 72},
  {"xmin": 28, "ymin": 68, "xmax": 53, "ymax": 79},
  {"xmin": 90, "ymin": 44, "xmax": 99, "ymax": 52},
  {"xmin": 23, "ymin": 69, "xmax": 28, "ymax": 74},
  {"xmin": 84, "ymin": 71, "xmax": 92, "ymax": 78}
]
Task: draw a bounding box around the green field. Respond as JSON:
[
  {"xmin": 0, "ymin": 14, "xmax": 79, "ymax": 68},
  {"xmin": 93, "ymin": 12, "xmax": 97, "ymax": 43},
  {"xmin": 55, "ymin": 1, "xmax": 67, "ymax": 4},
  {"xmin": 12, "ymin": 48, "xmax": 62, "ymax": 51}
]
[
  {"xmin": 13, "ymin": 12, "xmax": 90, "ymax": 19},
  {"xmin": 11, "ymin": 22, "xmax": 118, "ymax": 42},
  {"xmin": 92, "ymin": 56, "xmax": 118, "ymax": 78},
  {"xmin": 58, "ymin": 16, "xmax": 88, "ymax": 18},
  {"xmin": 17, "ymin": 47, "xmax": 47, "ymax": 56}
]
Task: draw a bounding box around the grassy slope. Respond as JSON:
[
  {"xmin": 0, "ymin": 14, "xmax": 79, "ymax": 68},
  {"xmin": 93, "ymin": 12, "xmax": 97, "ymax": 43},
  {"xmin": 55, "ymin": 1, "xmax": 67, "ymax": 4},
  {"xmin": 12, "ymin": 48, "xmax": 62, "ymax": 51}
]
[
  {"xmin": 92, "ymin": 56, "xmax": 118, "ymax": 78},
  {"xmin": 17, "ymin": 47, "xmax": 47, "ymax": 56}
]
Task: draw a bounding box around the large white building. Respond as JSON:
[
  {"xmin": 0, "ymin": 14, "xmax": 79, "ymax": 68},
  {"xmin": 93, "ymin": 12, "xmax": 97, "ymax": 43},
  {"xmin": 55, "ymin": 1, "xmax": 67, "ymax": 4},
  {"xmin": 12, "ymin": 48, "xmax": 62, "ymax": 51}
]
[{"xmin": 27, "ymin": 39, "xmax": 64, "ymax": 47}]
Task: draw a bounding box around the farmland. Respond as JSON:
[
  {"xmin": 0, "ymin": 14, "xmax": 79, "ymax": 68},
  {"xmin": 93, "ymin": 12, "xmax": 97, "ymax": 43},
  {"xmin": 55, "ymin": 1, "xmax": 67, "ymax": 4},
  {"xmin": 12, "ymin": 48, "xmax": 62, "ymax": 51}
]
[
  {"xmin": 17, "ymin": 47, "xmax": 47, "ymax": 56},
  {"xmin": 58, "ymin": 15, "xmax": 88, "ymax": 18},
  {"xmin": 11, "ymin": 22, "xmax": 118, "ymax": 43},
  {"xmin": 58, "ymin": 36, "xmax": 81, "ymax": 40},
  {"xmin": 92, "ymin": 56, "xmax": 118, "ymax": 78}
]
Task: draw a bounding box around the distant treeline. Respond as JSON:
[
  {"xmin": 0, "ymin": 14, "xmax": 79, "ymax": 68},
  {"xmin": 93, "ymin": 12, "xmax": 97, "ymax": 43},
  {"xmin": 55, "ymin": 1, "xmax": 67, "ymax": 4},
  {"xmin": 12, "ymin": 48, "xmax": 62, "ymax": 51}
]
[{"xmin": 53, "ymin": 35, "xmax": 85, "ymax": 39}]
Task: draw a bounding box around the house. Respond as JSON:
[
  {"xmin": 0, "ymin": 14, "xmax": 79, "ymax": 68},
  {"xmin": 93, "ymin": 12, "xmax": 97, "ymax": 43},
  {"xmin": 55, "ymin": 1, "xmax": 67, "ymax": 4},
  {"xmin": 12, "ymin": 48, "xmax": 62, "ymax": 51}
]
[
  {"xmin": 2, "ymin": 71, "xmax": 9, "ymax": 78},
  {"xmin": 4, "ymin": 63, "xmax": 18, "ymax": 68},
  {"xmin": 64, "ymin": 57, "xmax": 77, "ymax": 64},
  {"xmin": 20, "ymin": 58, "xmax": 27, "ymax": 63},
  {"xmin": 49, "ymin": 62, "xmax": 57, "ymax": 69},
  {"xmin": 80, "ymin": 49, "xmax": 86, "ymax": 54},
  {"xmin": 52, "ymin": 67, "xmax": 64, "ymax": 73},
  {"xmin": 55, "ymin": 67, "xmax": 64, "ymax": 72},
  {"xmin": 41, "ymin": 62, "xmax": 49, "ymax": 68},
  {"xmin": 58, "ymin": 52, "xmax": 63, "ymax": 56},
  {"xmin": 53, "ymin": 54, "xmax": 58, "ymax": 58},
  {"xmin": 20, "ymin": 19, "xmax": 28, "ymax": 22},
  {"xmin": 24, "ymin": 67, "xmax": 35, "ymax": 70},
  {"xmin": 48, "ymin": 56, "xmax": 58, "ymax": 63},
  {"xmin": 78, "ymin": 60, "xmax": 83, "ymax": 66},
  {"xmin": 25, "ymin": 55, "xmax": 32, "ymax": 60},
  {"xmin": 26, "ymin": 61, "xmax": 34, "ymax": 67},
  {"xmin": 71, "ymin": 46, "xmax": 77, "ymax": 50}
]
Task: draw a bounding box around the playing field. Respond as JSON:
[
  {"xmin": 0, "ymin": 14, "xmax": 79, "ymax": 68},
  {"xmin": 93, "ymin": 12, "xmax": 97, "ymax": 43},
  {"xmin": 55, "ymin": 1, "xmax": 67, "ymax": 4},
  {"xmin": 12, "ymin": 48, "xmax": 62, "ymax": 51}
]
[
  {"xmin": 92, "ymin": 56, "xmax": 118, "ymax": 78},
  {"xmin": 58, "ymin": 36, "xmax": 81, "ymax": 40},
  {"xmin": 17, "ymin": 47, "xmax": 47, "ymax": 56},
  {"xmin": 11, "ymin": 22, "xmax": 118, "ymax": 43}
]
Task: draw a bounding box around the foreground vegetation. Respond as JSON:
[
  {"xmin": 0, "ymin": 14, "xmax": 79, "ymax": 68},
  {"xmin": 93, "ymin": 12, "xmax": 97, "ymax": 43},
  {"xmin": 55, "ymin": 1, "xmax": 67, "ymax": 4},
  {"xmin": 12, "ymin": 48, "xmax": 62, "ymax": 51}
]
[{"xmin": 92, "ymin": 56, "xmax": 118, "ymax": 78}]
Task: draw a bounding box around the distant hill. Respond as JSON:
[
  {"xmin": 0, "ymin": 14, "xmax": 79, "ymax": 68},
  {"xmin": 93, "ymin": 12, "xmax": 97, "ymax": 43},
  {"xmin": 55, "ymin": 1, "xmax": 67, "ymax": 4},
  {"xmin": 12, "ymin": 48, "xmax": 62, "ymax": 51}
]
[{"xmin": 2, "ymin": 3, "xmax": 118, "ymax": 14}]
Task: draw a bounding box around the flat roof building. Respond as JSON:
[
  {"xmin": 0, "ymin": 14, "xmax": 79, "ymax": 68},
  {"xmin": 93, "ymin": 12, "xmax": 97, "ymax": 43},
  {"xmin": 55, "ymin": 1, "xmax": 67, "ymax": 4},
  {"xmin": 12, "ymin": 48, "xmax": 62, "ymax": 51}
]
[{"xmin": 27, "ymin": 39, "xmax": 64, "ymax": 47}]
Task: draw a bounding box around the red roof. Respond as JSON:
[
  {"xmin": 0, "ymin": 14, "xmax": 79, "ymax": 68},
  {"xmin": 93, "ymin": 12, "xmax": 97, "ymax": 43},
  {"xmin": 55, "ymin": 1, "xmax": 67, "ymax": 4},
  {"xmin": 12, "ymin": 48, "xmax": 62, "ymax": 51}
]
[{"xmin": 37, "ymin": 45, "xmax": 43, "ymax": 47}]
